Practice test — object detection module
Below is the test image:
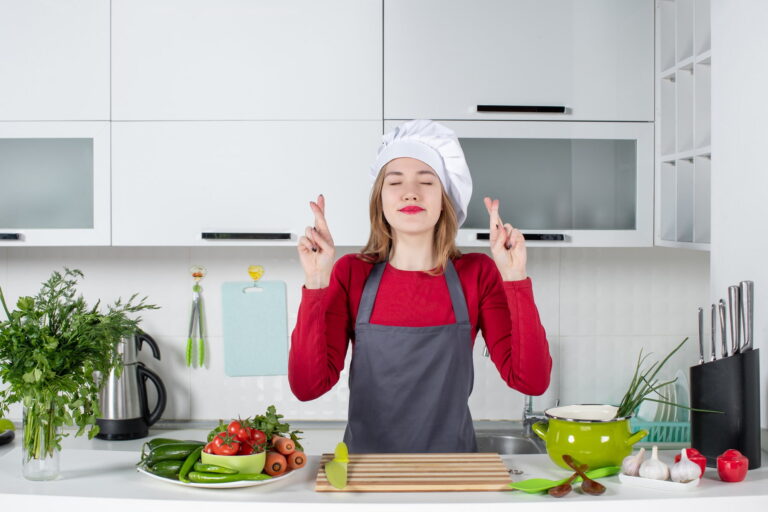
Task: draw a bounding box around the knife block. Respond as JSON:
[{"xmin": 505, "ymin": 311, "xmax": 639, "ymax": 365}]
[{"xmin": 689, "ymin": 349, "xmax": 761, "ymax": 469}]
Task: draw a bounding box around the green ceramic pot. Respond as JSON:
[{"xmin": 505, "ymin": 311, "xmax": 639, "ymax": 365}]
[{"xmin": 532, "ymin": 405, "xmax": 648, "ymax": 470}]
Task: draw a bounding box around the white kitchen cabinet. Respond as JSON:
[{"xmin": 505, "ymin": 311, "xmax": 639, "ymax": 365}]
[
  {"xmin": 111, "ymin": 121, "xmax": 379, "ymax": 246},
  {"xmin": 385, "ymin": 0, "xmax": 654, "ymax": 121},
  {"xmin": 655, "ymin": 0, "xmax": 711, "ymax": 250},
  {"xmin": 0, "ymin": 122, "xmax": 111, "ymax": 246},
  {"xmin": 0, "ymin": 0, "xmax": 109, "ymax": 121},
  {"xmin": 385, "ymin": 120, "xmax": 654, "ymax": 247},
  {"xmin": 111, "ymin": 0, "xmax": 382, "ymax": 121}
]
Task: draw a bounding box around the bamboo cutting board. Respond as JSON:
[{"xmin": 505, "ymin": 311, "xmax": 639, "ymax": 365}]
[{"xmin": 315, "ymin": 453, "xmax": 512, "ymax": 492}]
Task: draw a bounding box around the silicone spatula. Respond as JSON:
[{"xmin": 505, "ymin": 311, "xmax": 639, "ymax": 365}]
[
  {"xmin": 324, "ymin": 442, "xmax": 349, "ymax": 489},
  {"xmin": 508, "ymin": 466, "xmax": 620, "ymax": 493}
]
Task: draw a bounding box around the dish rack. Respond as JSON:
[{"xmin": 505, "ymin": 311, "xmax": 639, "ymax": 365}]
[{"xmin": 630, "ymin": 418, "xmax": 691, "ymax": 443}]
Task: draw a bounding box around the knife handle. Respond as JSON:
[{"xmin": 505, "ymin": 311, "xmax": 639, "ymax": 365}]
[
  {"xmin": 710, "ymin": 304, "xmax": 717, "ymax": 361},
  {"xmin": 728, "ymin": 286, "xmax": 741, "ymax": 356},
  {"xmin": 740, "ymin": 280, "xmax": 754, "ymax": 352},
  {"xmin": 718, "ymin": 300, "xmax": 728, "ymax": 358},
  {"xmin": 697, "ymin": 307, "xmax": 704, "ymax": 365}
]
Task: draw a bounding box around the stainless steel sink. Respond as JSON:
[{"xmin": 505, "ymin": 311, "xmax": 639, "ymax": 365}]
[{"xmin": 475, "ymin": 433, "xmax": 545, "ymax": 454}]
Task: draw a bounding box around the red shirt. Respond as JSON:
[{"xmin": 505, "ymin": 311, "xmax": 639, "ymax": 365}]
[{"xmin": 288, "ymin": 252, "xmax": 552, "ymax": 401}]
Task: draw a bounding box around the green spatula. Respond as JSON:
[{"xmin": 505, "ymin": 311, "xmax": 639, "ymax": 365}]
[
  {"xmin": 324, "ymin": 442, "xmax": 349, "ymax": 489},
  {"xmin": 508, "ymin": 466, "xmax": 620, "ymax": 493}
]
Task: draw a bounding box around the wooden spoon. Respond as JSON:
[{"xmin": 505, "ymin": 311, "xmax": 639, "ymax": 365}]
[
  {"xmin": 562, "ymin": 454, "xmax": 607, "ymax": 495},
  {"xmin": 548, "ymin": 464, "xmax": 588, "ymax": 498}
]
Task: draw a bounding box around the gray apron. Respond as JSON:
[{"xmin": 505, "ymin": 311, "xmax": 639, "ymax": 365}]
[{"xmin": 343, "ymin": 259, "xmax": 477, "ymax": 453}]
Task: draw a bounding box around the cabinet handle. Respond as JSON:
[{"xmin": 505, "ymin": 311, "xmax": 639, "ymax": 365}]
[
  {"xmin": 201, "ymin": 232, "xmax": 292, "ymax": 240},
  {"xmin": 475, "ymin": 232, "xmax": 565, "ymax": 242},
  {"xmin": 476, "ymin": 105, "xmax": 567, "ymax": 113},
  {"xmin": 0, "ymin": 233, "xmax": 22, "ymax": 241}
]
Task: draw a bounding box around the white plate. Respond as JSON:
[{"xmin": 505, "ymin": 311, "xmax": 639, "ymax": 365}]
[
  {"xmin": 637, "ymin": 398, "xmax": 658, "ymax": 422},
  {"xmin": 619, "ymin": 472, "xmax": 700, "ymax": 491},
  {"xmin": 674, "ymin": 369, "xmax": 690, "ymax": 422},
  {"xmin": 136, "ymin": 465, "xmax": 303, "ymax": 489}
]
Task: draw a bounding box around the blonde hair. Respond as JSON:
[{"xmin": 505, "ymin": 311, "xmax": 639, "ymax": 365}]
[{"xmin": 358, "ymin": 162, "xmax": 462, "ymax": 276}]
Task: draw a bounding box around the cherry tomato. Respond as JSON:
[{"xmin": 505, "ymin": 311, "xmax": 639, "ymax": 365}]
[
  {"xmin": 250, "ymin": 428, "xmax": 267, "ymax": 446},
  {"xmin": 213, "ymin": 436, "xmax": 240, "ymax": 456},
  {"xmin": 235, "ymin": 427, "xmax": 251, "ymax": 443},
  {"xmin": 203, "ymin": 442, "xmax": 216, "ymax": 454},
  {"xmin": 238, "ymin": 442, "xmax": 255, "ymax": 455},
  {"xmin": 212, "ymin": 432, "xmax": 227, "ymax": 448},
  {"xmin": 227, "ymin": 421, "xmax": 242, "ymax": 437}
]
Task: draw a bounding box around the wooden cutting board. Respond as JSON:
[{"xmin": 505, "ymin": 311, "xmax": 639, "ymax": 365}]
[{"xmin": 315, "ymin": 453, "xmax": 512, "ymax": 492}]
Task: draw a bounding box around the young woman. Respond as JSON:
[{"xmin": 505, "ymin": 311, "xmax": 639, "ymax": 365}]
[{"xmin": 289, "ymin": 120, "xmax": 551, "ymax": 453}]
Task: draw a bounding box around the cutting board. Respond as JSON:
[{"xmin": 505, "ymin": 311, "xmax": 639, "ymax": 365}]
[
  {"xmin": 315, "ymin": 453, "xmax": 512, "ymax": 492},
  {"xmin": 221, "ymin": 280, "xmax": 288, "ymax": 376}
]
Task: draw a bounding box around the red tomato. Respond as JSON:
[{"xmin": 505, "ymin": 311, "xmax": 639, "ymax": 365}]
[
  {"xmin": 250, "ymin": 428, "xmax": 267, "ymax": 446},
  {"xmin": 238, "ymin": 442, "xmax": 255, "ymax": 455},
  {"xmin": 227, "ymin": 421, "xmax": 242, "ymax": 437},
  {"xmin": 203, "ymin": 442, "xmax": 216, "ymax": 454},
  {"xmin": 213, "ymin": 438, "xmax": 240, "ymax": 456},
  {"xmin": 212, "ymin": 432, "xmax": 227, "ymax": 448},
  {"xmin": 235, "ymin": 427, "xmax": 251, "ymax": 442}
]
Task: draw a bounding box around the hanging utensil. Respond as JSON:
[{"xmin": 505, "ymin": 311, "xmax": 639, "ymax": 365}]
[
  {"xmin": 728, "ymin": 286, "xmax": 741, "ymax": 356},
  {"xmin": 710, "ymin": 304, "xmax": 717, "ymax": 362},
  {"xmin": 186, "ymin": 265, "xmax": 206, "ymax": 368},
  {"xmin": 739, "ymin": 280, "xmax": 754, "ymax": 352},
  {"xmin": 718, "ymin": 299, "xmax": 728, "ymax": 358},
  {"xmin": 697, "ymin": 307, "xmax": 704, "ymax": 365}
]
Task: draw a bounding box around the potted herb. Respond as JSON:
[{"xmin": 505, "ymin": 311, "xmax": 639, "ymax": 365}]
[{"xmin": 0, "ymin": 268, "xmax": 158, "ymax": 480}]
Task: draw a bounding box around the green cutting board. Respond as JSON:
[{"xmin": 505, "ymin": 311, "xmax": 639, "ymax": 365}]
[{"xmin": 221, "ymin": 281, "xmax": 288, "ymax": 376}]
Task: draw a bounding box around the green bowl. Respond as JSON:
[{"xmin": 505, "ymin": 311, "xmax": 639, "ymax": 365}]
[
  {"xmin": 533, "ymin": 404, "xmax": 648, "ymax": 470},
  {"xmin": 201, "ymin": 450, "xmax": 266, "ymax": 474}
]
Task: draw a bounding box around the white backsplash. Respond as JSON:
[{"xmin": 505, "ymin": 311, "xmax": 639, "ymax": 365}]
[{"xmin": 0, "ymin": 246, "xmax": 709, "ymax": 422}]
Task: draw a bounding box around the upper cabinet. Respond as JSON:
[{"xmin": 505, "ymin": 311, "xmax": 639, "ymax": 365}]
[
  {"xmin": 0, "ymin": 0, "xmax": 110, "ymax": 121},
  {"xmin": 384, "ymin": 0, "xmax": 654, "ymax": 121},
  {"xmin": 111, "ymin": 0, "xmax": 382, "ymax": 121}
]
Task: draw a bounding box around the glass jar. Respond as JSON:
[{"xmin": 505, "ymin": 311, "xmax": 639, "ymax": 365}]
[{"xmin": 22, "ymin": 401, "xmax": 61, "ymax": 481}]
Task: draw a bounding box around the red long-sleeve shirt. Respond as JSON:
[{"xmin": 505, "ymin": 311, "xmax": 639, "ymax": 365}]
[{"xmin": 288, "ymin": 252, "xmax": 552, "ymax": 401}]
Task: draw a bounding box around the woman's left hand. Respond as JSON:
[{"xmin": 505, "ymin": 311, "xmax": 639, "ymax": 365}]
[{"xmin": 483, "ymin": 197, "xmax": 527, "ymax": 281}]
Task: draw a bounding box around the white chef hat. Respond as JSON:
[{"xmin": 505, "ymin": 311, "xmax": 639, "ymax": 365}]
[{"xmin": 370, "ymin": 119, "xmax": 473, "ymax": 227}]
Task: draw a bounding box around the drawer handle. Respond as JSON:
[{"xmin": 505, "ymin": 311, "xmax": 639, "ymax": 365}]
[
  {"xmin": 475, "ymin": 232, "xmax": 565, "ymax": 242},
  {"xmin": 0, "ymin": 233, "xmax": 22, "ymax": 241},
  {"xmin": 202, "ymin": 232, "xmax": 292, "ymax": 240},
  {"xmin": 476, "ymin": 105, "xmax": 567, "ymax": 113}
]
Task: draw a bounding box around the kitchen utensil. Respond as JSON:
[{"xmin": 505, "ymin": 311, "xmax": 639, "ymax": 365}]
[
  {"xmin": 740, "ymin": 280, "xmax": 754, "ymax": 352},
  {"xmin": 719, "ymin": 300, "xmax": 728, "ymax": 358},
  {"xmin": 562, "ymin": 454, "xmax": 606, "ymax": 495},
  {"xmin": 201, "ymin": 450, "xmax": 266, "ymax": 474},
  {"xmin": 697, "ymin": 307, "xmax": 705, "ymax": 364},
  {"xmin": 315, "ymin": 453, "xmax": 511, "ymax": 492},
  {"xmin": 710, "ymin": 304, "xmax": 717, "ymax": 362},
  {"xmin": 221, "ymin": 277, "xmax": 288, "ymax": 376},
  {"xmin": 323, "ymin": 441, "xmax": 348, "ymax": 490},
  {"xmin": 96, "ymin": 331, "xmax": 167, "ymax": 440},
  {"xmin": 548, "ymin": 463, "xmax": 587, "ymax": 498},
  {"xmin": 618, "ymin": 472, "xmax": 700, "ymax": 491},
  {"xmin": 136, "ymin": 463, "xmax": 302, "ymax": 489},
  {"xmin": 508, "ymin": 466, "xmax": 620, "ymax": 493},
  {"xmin": 185, "ymin": 265, "xmax": 206, "ymax": 368},
  {"xmin": 532, "ymin": 405, "xmax": 647, "ymax": 470},
  {"xmin": 728, "ymin": 286, "xmax": 741, "ymax": 356}
]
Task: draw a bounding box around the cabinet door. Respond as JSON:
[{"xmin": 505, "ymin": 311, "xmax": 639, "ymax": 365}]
[
  {"xmin": 0, "ymin": 122, "xmax": 110, "ymax": 246},
  {"xmin": 385, "ymin": 0, "xmax": 653, "ymax": 121},
  {"xmin": 112, "ymin": 0, "xmax": 382, "ymax": 121},
  {"xmin": 112, "ymin": 121, "xmax": 379, "ymax": 246},
  {"xmin": 0, "ymin": 0, "xmax": 109, "ymax": 120}
]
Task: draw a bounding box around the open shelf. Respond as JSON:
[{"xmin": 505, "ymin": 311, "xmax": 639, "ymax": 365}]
[
  {"xmin": 695, "ymin": 0, "xmax": 711, "ymax": 55},
  {"xmin": 693, "ymin": 156, "xmax": 711, "ymax": 244},
  {"xmin": 676, "ymin": 68, "xmax": 694, "ymax": 153},
  {"xmin": 695, "ymin": 62, "xmax": 711, "ymax": 148},
  {"xmin": 676, "ymin": 0, "xmax": 695, "ymax": 62}
]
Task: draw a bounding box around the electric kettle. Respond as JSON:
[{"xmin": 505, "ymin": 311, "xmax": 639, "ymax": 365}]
[{"xmin": 96, "ymin": 331, "xmax": 167, "ymax": 440}]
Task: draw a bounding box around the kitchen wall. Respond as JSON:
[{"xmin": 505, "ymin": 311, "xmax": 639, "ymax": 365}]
[
  {"xmin": 711, "ymin": 0, "xmax": 768, "ymax": 428},
  {"xmin": 0, "ymin": 245, "xmax": 708, "ymax": 422}
]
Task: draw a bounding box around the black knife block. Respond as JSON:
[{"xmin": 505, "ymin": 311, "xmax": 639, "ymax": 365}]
[{"xmin": 689, "ymin": 349, "xmax": 761, "ymax": 469}]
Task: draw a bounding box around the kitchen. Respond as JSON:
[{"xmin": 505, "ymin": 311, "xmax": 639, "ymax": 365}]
[{"xmin": 1, "ymin": 0, "xmax": 767, "ymax": 509}]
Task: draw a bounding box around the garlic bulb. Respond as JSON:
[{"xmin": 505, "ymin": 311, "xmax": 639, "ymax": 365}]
[
  {"xmin": 621, "ymin": 447, "xmax": 646, "ymax": 476},
  {"xmin": 670, "ymin": 448, "xmax": 700, "ymax": 483},
  {"xmin": 639, "ymin": 446, "xmax": 670, "ymax": 480}
]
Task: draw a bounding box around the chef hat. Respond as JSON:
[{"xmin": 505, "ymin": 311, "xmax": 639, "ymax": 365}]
[{"xmin": 370, "ymin": 119, "xmax": 473, "ymax": 227}]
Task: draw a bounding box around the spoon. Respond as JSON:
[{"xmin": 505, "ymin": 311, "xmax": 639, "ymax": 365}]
[
  {"xmin": 507, "ymin": 466, "xmax": 620, "ymax": 493},
  {"xmin": 548, "ymin": 463, "xmax": 588, "ymax": 498},
  {"xmin": 562, "ymin": 455, "xmax": 606, "ymax": 495}
]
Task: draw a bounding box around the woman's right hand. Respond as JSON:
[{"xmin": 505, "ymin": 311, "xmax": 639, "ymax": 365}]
[{"xmin": 298, "ymin": 194, "xmax": 336, "ymax": 289}]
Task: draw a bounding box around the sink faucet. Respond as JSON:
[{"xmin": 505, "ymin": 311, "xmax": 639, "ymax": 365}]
[{"xmin": 522, "ymin": 395, "xmax": 549, "ymax": 437}]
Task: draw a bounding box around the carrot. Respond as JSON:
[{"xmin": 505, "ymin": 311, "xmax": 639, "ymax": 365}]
[
  {"xmin": 272, "ymin": 435, "xmax": 295, "ymax": 455},
  {"xmin": 264, "ymin": 451, "xmax": 287, "ymax": 476},
  {"xmin": 287, "ymin": 450, "xmax": 306, "ymax": 469}
]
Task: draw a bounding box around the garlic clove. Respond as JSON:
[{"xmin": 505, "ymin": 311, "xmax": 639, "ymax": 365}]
[
  {"xmin": 670, "ymin": 448, "xmax": 701, "ymax": 483},
  {"xmin": 621, "ymin": 447, "xmax": 646, "ymax": 476},
  {"xmin": 639, "ymin": 446, "xmax": 670, "ymax": 480}
]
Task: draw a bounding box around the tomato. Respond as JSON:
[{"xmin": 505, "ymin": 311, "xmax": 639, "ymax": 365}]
[
  {"xmin": 238, "ymin": 442, "xmax": 255, "ymax": 455},
  {"xmin": 212, "ymin": 432, "xmax": 227, "ymax": 448},
  {"xmin": 250, "ymin": 428, "xmax": 267, "ymax": 446},
  {"xmin": 227, "ymin": 421, "xmax": 242, "ymax": 438},
  {"xmin": 213, "ymin": 436, "xmax": 240, "ymax": 456},
  {"xmin": 203, "ymin": 442, "xmax": 216, "ymax": 454},
  {"xmin": 235, "ymin": 427, "xmax": 251, "ymax": 443}
]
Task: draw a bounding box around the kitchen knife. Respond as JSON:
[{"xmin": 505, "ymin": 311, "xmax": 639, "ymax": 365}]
[
  {"xmin": 728, "ymin": 286, "xmax": 741, "ymax": 356},
  {"xmin": 740, "ymin": 280, "xmax": 754, "ymax": 352},
  {"xmin": 719, "ymin": 300, "xmax": 728, "ymax": 358},
  {"xmin": 710, "ymin": 304, "xmax": 717, "ymax": 362},
  {"xmin": 697, "ymin": 307, "xmax": 704, "ymax": 365}
]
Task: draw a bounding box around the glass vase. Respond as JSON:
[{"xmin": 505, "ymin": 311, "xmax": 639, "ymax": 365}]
[{"xmin": 22, "ymin": 401, "xmax": 61, "ymax": 481}]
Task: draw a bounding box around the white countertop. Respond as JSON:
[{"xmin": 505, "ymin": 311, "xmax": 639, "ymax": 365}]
[{"xmin": 1, "ymin": 427, "xmax": 767, "ymax": 512}]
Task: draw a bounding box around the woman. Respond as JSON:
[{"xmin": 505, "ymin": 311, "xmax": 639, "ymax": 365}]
[{"xmin": 289, "ymin": 120, "xmax": 551, "ymax": 453}]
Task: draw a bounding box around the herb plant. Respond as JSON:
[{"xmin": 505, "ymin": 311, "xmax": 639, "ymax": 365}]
[{"xmin": 0, "ymin": 268, "xmax": 158, "ymax": 461}]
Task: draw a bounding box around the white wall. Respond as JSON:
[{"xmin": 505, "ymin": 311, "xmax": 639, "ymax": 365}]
[
  {"xmin": 711, "ymin": 0, "xmax": 768, "ymax": 427},
  {"xmin": 0, "ymin": 245, "xmax": 708, "ymax": 422}
]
